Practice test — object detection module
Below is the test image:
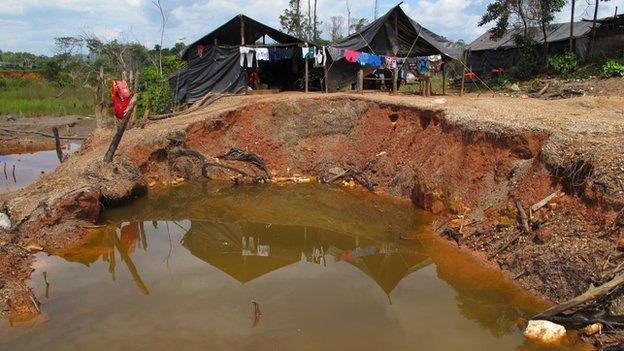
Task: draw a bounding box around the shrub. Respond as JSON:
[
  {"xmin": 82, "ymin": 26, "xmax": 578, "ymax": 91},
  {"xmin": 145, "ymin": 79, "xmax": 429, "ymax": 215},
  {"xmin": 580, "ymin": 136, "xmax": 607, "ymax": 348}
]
[
  {"xmin": 548, "ymin": 52, "xmax": 578, "ymax": 78},
  {"xmin": 601, "ymin": 60, "xmax": 624, "ymax": 78},
  {"xmin": 508, "ymin": 35, "xmax": 540, "ymax": 80}
]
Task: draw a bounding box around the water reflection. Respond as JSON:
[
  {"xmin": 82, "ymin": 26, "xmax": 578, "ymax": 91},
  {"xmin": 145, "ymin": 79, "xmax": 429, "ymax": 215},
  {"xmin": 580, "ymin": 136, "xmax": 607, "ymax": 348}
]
[
  {"xmin": 0, "ymin": 143, "xmax": 80, "ymax": 193},
  {"xmin": 1, "ymin": 182, "xmax": 587, "ymax": 351}
]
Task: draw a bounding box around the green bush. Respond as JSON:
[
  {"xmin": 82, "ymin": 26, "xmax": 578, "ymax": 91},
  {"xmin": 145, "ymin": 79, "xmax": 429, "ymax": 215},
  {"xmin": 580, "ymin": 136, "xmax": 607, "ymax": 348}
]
[
  {"xmin": 137, "ymin": 54, "xmax": 186, "ymax": 117},
  {"xmin": 508, "ymin": 35, "xmax": 540, "ymax": 80},
  {"xmin": 548, "ymin": 52, "xmax": 578, "ymax": 78},
  {"xmin": 601, "ymin": 60, "xmax": 624, "ymax": 78}
]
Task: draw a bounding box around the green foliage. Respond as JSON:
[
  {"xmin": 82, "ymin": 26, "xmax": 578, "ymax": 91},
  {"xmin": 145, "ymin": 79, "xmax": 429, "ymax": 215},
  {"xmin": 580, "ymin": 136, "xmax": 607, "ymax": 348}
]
[
  {"xmin": 0, "ymin": 78, "xmax": 92, "ymax": 116},
  {"xmin": 508, "ymin": 36, "xmax": 540, "ymax": 80},
  {"xmin": 527, "ymin": 78, "xmax": 544, "ymax": 93},
  {"xmin": 489, "ymin": 74, "xmax": 512, "ymax": 91},
  {"xmin": 601, "ymin": 60, "xmax": 624, "ymax": 78},
  {"xmin": 137, "ymin": 54, "xmax": 186, "ymax": 116},
  {"xmin": 548, "ymin": 51, "xmax": 579, "ymax": 78}
]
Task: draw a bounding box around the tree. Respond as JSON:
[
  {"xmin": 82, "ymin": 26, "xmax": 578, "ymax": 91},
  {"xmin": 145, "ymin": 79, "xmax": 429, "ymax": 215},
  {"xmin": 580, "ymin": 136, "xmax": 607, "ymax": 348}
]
[
  {"xmin": 569, "ymin": 0, "xmax": 575, "ymax": 51},
  {"xmin": 280, "ymin": 0, "xmax": 306, "ymax": 39},
  {"xmin": 152, "ymin": 0, "xmax": 170, "ymax": 78},
  {"xmin": 329, "ymin": 16, "xmax": 345, "ymax": 42},
  {"xmin": 531, "ymin": 0, "xmax": 566, "ymax": 67},
  {"xmin": 345, "ymin": 0, "xmax": 352, "ymax": 35},
  {"xmin": 479, "ymin": 0, "xmax": 531, "ymax": 39},
  {"xmin": 349, "ymin": 18, "xmax": 368, "ymax": 33}
]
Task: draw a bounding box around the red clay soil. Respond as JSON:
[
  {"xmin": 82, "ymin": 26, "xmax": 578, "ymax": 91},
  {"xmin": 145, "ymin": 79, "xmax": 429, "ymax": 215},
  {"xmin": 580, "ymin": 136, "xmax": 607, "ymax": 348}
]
[{"xmin": 1, "ymin": 93, "xmax": 624, "ymax": 348}]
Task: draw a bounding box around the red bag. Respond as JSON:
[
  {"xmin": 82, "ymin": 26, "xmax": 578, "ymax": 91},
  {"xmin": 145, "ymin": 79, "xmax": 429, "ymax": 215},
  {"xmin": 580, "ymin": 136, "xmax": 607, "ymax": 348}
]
[{"xmin": 111, "ymin": 80, "xmax": 132, "ymax": 121}]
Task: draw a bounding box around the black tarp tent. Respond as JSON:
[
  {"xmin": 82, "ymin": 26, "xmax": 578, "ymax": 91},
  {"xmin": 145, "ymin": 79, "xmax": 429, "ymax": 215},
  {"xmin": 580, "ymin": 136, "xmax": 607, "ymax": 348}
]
[
  {"xmin": 327, "ymin": 4, "xmax": 462, "ymax": 91},
  {"xmin": 171, "ymin": 15, "xmax": 304, "ymax": 103}
]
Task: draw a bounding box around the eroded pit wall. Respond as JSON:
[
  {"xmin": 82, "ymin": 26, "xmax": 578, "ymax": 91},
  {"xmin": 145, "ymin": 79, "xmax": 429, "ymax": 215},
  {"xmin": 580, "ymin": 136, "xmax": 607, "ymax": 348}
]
[{"xmin": 1, "ymin": 95, "xmax": 622, "ymax": 327}]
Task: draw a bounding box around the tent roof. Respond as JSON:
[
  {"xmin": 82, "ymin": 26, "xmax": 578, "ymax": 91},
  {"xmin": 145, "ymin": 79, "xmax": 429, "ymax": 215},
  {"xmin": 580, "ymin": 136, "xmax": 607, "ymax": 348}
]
[
  {"xmin": 468, "ymin": 20, "xmax": 597, "ymax": 52},
  {"xmin": 181, "ymin": 14, "xmax": 303, "ymax": 59},
  {"xmin": 330, "ymin": 5, "xmax": 462, "ymax": 60}
]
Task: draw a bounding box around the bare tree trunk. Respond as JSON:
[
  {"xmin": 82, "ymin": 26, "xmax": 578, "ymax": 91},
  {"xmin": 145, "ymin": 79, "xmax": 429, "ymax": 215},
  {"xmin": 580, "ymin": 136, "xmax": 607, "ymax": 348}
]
[
  {"xmin": 569, "ymin": 0, "xmax": 576, "ymax": 52},
  {"xmin": 104, "ymin": 72, "xmax": 139, "ymax": 163},
  {"xmin": 345, "ymin": 0, "xmax": 351, "ymax": 35},
  {"xmin": 307, "ymin": 0, "xmax": 312, "ymax": 40},
  {"xmin": 313, "ymin": 0, "xmax": 318, "ymax": 41},
  {"xmin": 589, "ymin": 0, "xmax": 600, "ymax": 56},
  {"xmin": 153, "ymin": 0, "xmax": 169, "ymax": 78}
]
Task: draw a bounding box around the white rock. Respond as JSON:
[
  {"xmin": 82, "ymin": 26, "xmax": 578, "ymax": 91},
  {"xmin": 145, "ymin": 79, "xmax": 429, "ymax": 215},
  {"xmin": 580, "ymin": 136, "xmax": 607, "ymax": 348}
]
[
  {"xmin": 523, "ymin": 320, "xmax": 566, "ymax": 345},
  {"xmin": 432, "ymin": 98, "xmax": 446, "ymax": 105},
  {"xmin": 0, "ymin": 213, "xmax": 10, "ymax": 230}
]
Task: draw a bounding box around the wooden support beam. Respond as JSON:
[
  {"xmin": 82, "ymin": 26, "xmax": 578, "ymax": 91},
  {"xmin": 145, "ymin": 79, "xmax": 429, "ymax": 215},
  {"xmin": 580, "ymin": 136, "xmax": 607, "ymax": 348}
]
[
  {"xmin": 392, "ymin": 68, "xmax": 398, "ymax": 95},
  {"xmin": 324, "ymin": 65, "xmax": 329, "ymax": 93},
  {"xmin": 304, "ymin": 45, "xmax": 309, "ymax": 93},
  {"xmin": 357, "ymin": 69, "xmax": 364, "ymax": 94},
  {"xmin": 460, "ymin": 50, "xmax": 467, "ymax": 96},
  {"xmin": 240, "ymin": 15, "xmax": 245, "ymax": 45},
  {"xmin": 442, "ymin": 64, "xmax": 447, "ymax": 95}
]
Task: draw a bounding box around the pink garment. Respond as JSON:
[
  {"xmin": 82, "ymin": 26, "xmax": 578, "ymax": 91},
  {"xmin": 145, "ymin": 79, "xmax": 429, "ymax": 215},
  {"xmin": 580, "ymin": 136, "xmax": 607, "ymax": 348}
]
[{"xmin": 345, "ymin": 49, "xmax": 359, "ymax": 63}]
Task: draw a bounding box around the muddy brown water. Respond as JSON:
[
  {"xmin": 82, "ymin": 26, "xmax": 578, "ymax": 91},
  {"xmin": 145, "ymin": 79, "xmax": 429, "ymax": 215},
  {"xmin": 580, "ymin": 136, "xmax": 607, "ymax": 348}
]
[
  {"xmin": 0, "ymin": 182, "xmax": 589, "ymax": 350},
  {"xmin": 0, "ymin": 142, "xmax": 80, "ymax": 193}
]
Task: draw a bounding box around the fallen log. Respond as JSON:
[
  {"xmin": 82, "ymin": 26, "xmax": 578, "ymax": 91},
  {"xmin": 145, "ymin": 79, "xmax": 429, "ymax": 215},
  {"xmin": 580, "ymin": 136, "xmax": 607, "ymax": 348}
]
[
  {"xmin": 534, "ymin": 272, "xmax": 624, "ymax": 319},
  {"xmin": 169, "ymin": 147, "xmax": 251, "ymax": 178},
  {"xmin": 324, "ymin": 168, "xmax": 375, "ymax": 191}
]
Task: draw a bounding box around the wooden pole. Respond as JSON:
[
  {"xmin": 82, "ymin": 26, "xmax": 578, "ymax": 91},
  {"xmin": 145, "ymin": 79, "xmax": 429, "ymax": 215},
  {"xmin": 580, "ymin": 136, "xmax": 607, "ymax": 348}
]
[
  {"xmin": 357, "ymin": 69, "xmax": 364, "ymax": 94},
  {"xmin": 324, "ymin": 65, "xmax": 329, "ymax": 93},
  {"xmin": 240, "ymin": 15, "xmax": 245, "ymax": 45},
  {"xmin": 304, "ymin": 44, "xmax": 309, "ymax": 93},
  {"xmin": 392, "ymin": 68, "xmax": 398, "ymax": 95},
  {"xmin": 442, "ymin": 64, "xmax": 447, "ymax": 95},
  {"xmin": 569, "ymin": 0, "xmax": 576, "ymax": 52},
  {"xmin": 52, "ymin": 127, "xmax": 63, "ymax": 163},
  {"xmin": 460, "ymin": 51, "xmax": 467, "ymax": 96}
]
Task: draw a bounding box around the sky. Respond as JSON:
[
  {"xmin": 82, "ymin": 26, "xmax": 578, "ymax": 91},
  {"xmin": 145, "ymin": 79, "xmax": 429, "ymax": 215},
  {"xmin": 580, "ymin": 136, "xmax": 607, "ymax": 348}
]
[{"xmin": 0, "ymin": 0, "xmax": 622, "ymax": 55}]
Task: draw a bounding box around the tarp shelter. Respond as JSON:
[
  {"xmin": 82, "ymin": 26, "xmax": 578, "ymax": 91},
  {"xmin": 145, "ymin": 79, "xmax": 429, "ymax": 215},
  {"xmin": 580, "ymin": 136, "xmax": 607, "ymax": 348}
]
[
  {"xmin": 327, "ymin": 4, "xmax": 462, "ymax": 91},
  {"xmin": 467, "ymin": 15, "xmax": 624, "ymax": 75},
  {"xmin": 171, "ymin": 15, "xmax": 304, "ymax": 103}
]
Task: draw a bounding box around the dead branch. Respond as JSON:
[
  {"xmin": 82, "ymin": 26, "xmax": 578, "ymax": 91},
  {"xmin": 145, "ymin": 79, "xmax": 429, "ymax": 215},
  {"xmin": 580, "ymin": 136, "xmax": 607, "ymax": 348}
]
[
  {"xmin": 531, "ymin": 192, "xmax": 558, "ymax": 213},
  {"xmin": 534, "ymin": 272, "xmax": 624, "ymax": 319},
  {"xmin": 169, "ymin": 147, "xmax": 251, "ymax": 178},
  {"xmin": 324, "ymin": 168, "xmax": 375, "ymax": 191},
  {"xmin": 488, "ymin": 232, "xmax": 521, "ymax": 259},
  {"xmin": 516, "ymin": 199, "xmax": 531, "ymax": 234},
  {"xmin": 218, "ymin": 148, "xmax": 271, "ymax": 177},
  {"xmin": 0, "ymin": 127, "xmax": 85, "ymax": 141}
]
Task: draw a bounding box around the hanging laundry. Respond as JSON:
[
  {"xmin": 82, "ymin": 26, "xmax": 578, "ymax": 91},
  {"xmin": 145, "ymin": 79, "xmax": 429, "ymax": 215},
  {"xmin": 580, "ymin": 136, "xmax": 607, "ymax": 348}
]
[
  {"xmin": 428, "ymin": 54, "xmax": 443, "ymax": 72},
  {"xmin": 406, "ymin": 57, "xmax": 418, "ymax": 71},
  {"xmin": 239, "ymin": 47, "xmax": 255, "ymax": 67},
  {"xmin": 302, "ymin": 46, "xmax": 316, "ymax": 59},
  {"xmin": 344, "ymin": 49, "xmax": 359, "ymax": 63},
  {"xmin": 268, "ymin": 47, "xmax": 279, "ymax": 61},
  {"xmin": 255, "ymin": 48, "xmax": 269, "ymax": 61},
  {"xmin": 196, "ymin": 44, "xmax": 205, "ymax": 57},
  {"xmin": 282, "ymin": 47, "xmax": 294, "ymax": 59},
  {"xmin": 367, "ymin": 54, "xmax": 382, "ymax": 68},
  {"xmin": 385, "ymin": 56, "xmax": 397, "ymax": 69},
  {"xmin": 314, "ymin": 46, "xmax": 327, "ymax": 67},
  {"xmin": 356, "ymin": 52, "xmax": 370, "ymax": 66},
  {"xmin": 327, "ymin": 46, "xmax": 343, "ymax": 60},
  {"xmin": 417, "ymin": 57, "xmax": 430, "ymax": 74}
]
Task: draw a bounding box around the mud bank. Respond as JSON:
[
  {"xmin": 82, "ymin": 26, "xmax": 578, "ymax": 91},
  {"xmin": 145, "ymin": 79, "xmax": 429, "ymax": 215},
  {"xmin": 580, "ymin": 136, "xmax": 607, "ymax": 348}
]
[{"xmin": 1, "ymin": 94, "xmax": 623, "ymax": 347}]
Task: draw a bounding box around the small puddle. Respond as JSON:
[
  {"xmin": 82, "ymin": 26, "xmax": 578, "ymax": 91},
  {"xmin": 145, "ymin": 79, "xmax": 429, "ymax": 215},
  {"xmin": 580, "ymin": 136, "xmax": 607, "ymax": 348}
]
[
  {"xmin": 0, "ymin": 143, "xmax": 80, "ymax": 193},
  {"xmin": 0, "ymin": 182, "xmax": 589, "ymax": 350}
]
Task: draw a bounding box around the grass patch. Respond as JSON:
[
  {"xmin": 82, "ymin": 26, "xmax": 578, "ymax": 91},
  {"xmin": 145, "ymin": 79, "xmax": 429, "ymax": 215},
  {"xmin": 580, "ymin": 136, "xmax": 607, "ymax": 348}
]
[{"xmin": 0, "ymin": 78, "xmax": 92, "ymax": 116}]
